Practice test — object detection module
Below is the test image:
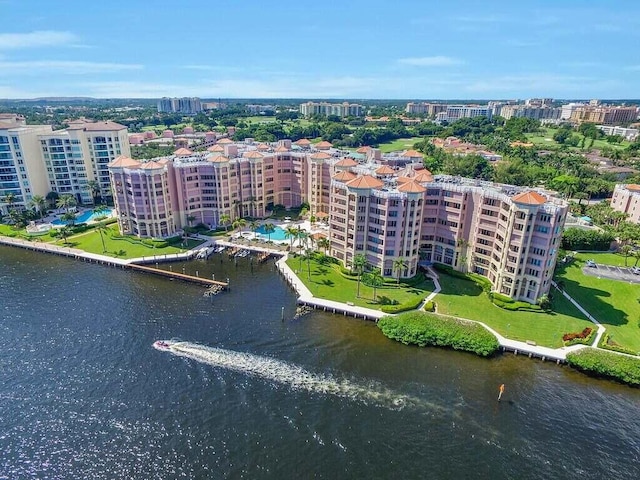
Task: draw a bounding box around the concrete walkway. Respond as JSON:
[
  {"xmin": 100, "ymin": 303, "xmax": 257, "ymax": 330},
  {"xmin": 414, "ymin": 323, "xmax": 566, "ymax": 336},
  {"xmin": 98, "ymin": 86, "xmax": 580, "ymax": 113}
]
[
  {"xmin": 551, "ymin": 280, "xmax": 606, "ymax": 347},
  {"xmin": 276, "ymin": 255, "xmax": 386, "ymax": 320}
]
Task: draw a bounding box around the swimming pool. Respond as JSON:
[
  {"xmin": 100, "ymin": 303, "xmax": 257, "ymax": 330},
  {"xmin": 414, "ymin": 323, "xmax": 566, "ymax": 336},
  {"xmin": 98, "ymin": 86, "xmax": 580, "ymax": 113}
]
[
  {"xmin": 255, "ymin": 225, "xmax": 288, "ymax": 241},
  {"xmin": 52, "ymin": 208, "xmax": 114, "ymax": 225}
]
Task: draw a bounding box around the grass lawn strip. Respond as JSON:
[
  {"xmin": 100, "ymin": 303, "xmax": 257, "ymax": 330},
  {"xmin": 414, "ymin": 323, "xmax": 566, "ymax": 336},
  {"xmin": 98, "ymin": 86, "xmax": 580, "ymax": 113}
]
[
  {"xmin": 435, "ymin": 272, "xmax": 594, "ymax": 348},
  {"xmin": 285, "ymin": 255, "xmax": 433, "ymax": 310},
  {"xmin": 555, "ymin": 253, "xmax": 640, "ymax": 354},
  {"xmin": 60, "ymin": 225, "xmax": 202, "ymax": 259}
]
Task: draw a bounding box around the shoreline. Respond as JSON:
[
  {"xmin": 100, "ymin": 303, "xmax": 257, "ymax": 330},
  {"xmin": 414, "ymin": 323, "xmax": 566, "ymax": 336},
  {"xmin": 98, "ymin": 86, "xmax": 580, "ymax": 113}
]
[{"xmin": 3, "ymin": 233, "xmax": 638, "ymax": 383}]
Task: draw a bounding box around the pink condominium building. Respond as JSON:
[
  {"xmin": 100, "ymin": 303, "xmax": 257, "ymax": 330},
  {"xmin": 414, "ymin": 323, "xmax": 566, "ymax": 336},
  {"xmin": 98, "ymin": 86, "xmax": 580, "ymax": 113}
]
[
  {"xmin": 109, "ymin": 139, "xmax": 567, "ymax": 302},
  {"xmin": 611, "ymin": 184, "xmax": 640, "ymax": 224}
]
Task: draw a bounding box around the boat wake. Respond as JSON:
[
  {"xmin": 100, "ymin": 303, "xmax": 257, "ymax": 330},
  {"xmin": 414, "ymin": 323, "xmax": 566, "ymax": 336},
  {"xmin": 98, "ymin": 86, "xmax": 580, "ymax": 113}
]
[{"xmin": 154, "ymin": 340, "xmax": 430, "ymax": 411}]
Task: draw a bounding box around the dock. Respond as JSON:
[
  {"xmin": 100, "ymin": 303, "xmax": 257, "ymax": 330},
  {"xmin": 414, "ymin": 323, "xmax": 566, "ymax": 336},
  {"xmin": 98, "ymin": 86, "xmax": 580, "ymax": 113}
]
[{"xmin": 127, "ymin": 263, "xmax": 229, "ymax": 288}]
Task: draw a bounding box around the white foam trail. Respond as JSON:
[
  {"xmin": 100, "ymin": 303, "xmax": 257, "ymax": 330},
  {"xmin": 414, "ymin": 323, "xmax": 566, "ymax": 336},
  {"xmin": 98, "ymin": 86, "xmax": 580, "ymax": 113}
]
[{"xmin": 157, "ymin": 341, "xmax": 429, "ymax": 410}]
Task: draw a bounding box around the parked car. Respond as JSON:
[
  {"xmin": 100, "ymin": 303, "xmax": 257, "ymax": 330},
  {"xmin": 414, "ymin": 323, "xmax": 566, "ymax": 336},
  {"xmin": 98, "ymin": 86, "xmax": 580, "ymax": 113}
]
[
  {"xmin": 585, "ymin": 260, "xmax": 597, "ymax": 268},
  {"xmin": 631, "ymin": 266, "xmax": 640, "ymax": 275}
]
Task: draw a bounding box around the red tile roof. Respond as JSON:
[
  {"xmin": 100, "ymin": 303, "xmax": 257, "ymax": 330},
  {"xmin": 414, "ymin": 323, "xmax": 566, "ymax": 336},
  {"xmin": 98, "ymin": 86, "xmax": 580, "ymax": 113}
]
[
  {"xmin": 346, "ymin": 175, "xmax": 384, "ymax": 190},
  {"xmin": 244, "ymin": 151, "xmax": 264, "ymax": 159},
  {"xmin": 108, "ymin": 155, "xmax": 141, "ymax": 168},
  {"xmin": 375, "ymin": 165, "xmax": 395, "ymax": 175},
  {"xmin": 174, "ymin": 147, "xmax": 193, "ymax": 156},
  {"xmin": 335, "ymin": 157, "xmax": 357, "ymax": 167},
  {"xmin": 139, "ymin": 160, "xmax": 165, "ymax": 170},
  {"xmin": 403, "ymin": 149, "xmax": 424, "ymax": 158},
  {"xmin": 207, "ymin": 145, "xmax": 224, "ymax": 152},
  {"xmin": 356, "ymin": 146, "xmax": 371, "ymax": 154},
  {"xmin": 208, "ymin": 155, "xmax": 230, "ymax": 163},
  {"xmin": 511, "ymin": 191, "xmax": 547, "ymax": 205},
  {"xmin": 310, "ymin": 151, "xmax": 331, "ymax": 160},
  {"xmin": 315, "ymin": 140, "xmax": 333, "ymax": 149},
  {"xmin": 626, "ymin": 184, "xmax": 640, "ymax": 192},
  {"xmin": 333, "ymin": 170, "xmax": 357, "ymax": 182},
  {"xmin": 217, "ymin": 138, "xmax": 233, "ymax": 144},
  {"xmin": 294, "ymin": 138, "xmax": 311, "ymax": 145},
  {"xmin": 398, "ymin": 180, "xmax": 427, "ymax": 193},
  {"xmin": 413, "ymin": 170, "xmax": 434, "ymax": 182}
]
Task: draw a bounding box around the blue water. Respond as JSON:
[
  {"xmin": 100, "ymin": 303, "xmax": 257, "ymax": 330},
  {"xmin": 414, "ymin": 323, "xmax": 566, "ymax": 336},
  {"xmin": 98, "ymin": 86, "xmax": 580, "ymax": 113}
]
[
  {"xmin": 1, "ymin": 247, "xmax": 640, "ymax": 479},
  {"xmin": 255, "ymin": 224, "xmax": 288, "ymax": 241},
  {"xmin": 52, "ymin": 208, "xmax": 114, "ymax": 225}
]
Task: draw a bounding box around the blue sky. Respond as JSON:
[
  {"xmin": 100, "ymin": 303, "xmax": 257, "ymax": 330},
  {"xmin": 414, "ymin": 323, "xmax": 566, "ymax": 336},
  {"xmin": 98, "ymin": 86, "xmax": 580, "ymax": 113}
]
[{"xmin": 1, "ymin": 0, "xmax": 639, "ymax": 99}]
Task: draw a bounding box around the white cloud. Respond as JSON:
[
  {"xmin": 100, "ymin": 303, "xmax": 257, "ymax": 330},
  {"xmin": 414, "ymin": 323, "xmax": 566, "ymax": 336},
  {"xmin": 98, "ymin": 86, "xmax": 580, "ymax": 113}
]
[
  {"xmin": 397, "ymin": 56, "xmax": 463, "ymax": 67},
  {"xmin": 0, "ymin": 30, "xmax": 79, "ymax": 49},
  {"xmin": 0, "ymin": 60, "xmax": 143, "ymax": 75}
]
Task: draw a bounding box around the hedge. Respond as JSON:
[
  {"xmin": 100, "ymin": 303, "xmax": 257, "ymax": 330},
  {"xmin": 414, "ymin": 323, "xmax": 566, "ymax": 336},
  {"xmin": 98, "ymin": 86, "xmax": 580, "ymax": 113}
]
[
  {"xmin": 380, "ymin": 296, "xmax": 424, "ymax": 314},
  {"xmin": 377, "ymin": 311, "xmax": 500, "ymax": 357},
  {"xmin": 488, "ymin": 292, "xmax": 543, "ymax": 312},
  {"xmin": 433, "ymin": 264, "xmax": 492, "ymax": 292},
  {"xmin": 566, "ymin": 348, "xmax": 640, "ymax": 386},
  {"xmin": 563, "ymin": 327, "xmax": 595, "ymax": 346},
  {"xmin": 423, "ymin": 300, "xmax": 435, "ymax": 312},
  {"xmin": 598, "ymin": 333, "xmax": 638, "ymax": 356}
]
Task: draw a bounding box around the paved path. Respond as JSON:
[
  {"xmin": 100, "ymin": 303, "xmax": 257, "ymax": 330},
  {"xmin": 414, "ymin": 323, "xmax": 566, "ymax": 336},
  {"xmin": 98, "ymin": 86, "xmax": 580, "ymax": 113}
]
[{"xmin": 551, "ymin": 281, "xmax": 606, "ymax": 347}]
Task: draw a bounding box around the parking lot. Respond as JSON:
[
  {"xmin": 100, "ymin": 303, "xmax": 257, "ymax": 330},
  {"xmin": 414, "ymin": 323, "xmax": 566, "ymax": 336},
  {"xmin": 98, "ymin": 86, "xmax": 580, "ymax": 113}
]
[{"xmin": 582, "ymin": 263, "xmax": 640, "ymax": 283}]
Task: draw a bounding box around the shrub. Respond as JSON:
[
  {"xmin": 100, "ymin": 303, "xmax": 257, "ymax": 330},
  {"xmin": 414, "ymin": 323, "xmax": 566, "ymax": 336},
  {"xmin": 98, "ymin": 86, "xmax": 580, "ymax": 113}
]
[
  {"xmin": 488, "ymin": 292, "xmax": 542, "ymax": 312},
  {"xmin": 561, "ymin": 228, "xmax": 614, "ymax": 251},
  {"xmin": 378, "ymin": 312, "xmax": 499, "ymax": 357},
  {"xmin": 563, "ymin": 327, "xmax": 594, "ymax": 346},
  {"xmin": 566, "ymin": 348, "xmax": 640, "ymax": 386},
  {"xmin": 598, "ymin": 333, "xmax": 637, "ymax": 356},
  {"xmin": 423, "ymin": 300, "xmax": 435, "ymax": 312},
  {"xmin": 380, "ymin": 296, "xmax": 424, "ymax": 314},
  {"xmin": 434, "ymin": 264, "xmax": 492, "ymax": 292}
]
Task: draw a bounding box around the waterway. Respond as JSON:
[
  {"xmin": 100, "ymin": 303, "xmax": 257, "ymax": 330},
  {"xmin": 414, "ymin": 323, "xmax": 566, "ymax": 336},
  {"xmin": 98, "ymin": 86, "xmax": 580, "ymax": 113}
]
[{"xmin": 1, "ymin": 246, "xmax": 639, "ymax": 479}]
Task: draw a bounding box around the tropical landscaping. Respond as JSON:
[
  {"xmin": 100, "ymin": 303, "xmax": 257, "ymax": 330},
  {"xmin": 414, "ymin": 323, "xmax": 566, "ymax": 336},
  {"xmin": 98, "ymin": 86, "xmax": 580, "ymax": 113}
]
[
  {"xmin": 555, "ymin": 252, "xmax": 640, "ymax": 354},
  {"xmin": 434, "ymin": 270, "xmax": 594, "ymax": 348},
  {"xmin": 285, "ymin": 253, "xmax": 433, "ymax": 311}
]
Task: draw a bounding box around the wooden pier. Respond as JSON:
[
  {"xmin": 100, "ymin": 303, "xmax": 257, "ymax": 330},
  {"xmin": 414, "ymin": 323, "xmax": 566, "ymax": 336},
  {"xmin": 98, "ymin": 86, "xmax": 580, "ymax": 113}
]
[{"xmin": 127, "ymin": 263, "xmax": 229, "ymax": 288}]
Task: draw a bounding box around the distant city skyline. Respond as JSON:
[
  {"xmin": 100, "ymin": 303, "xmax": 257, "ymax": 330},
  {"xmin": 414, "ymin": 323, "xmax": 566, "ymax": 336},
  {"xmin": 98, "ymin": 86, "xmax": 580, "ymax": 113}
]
[{"xmin": 1, "ymin": 0, "xmax": 640, "ymax": 99}]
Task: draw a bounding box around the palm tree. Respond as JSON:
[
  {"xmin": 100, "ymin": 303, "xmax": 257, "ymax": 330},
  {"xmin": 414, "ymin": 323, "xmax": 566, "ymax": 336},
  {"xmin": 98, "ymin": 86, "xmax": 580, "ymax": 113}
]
[
  {"xmin": 250, "ymin": 221, "xmax": 259, "ymax": 236},
  {"xmin": 263, "ymin": 222, "xmax": 275, "ymax": 242},
  {"xmin": 220, "ymin": 213, "xmax": 231, "ymax": 231},
  {"xmin": 365, "ymin": 269, "xmax": 384, "ymax": 302},
  {"xmin": 393, "ymin": 257, "xmax": 408, "ymax": 284},
  {"xmin": 285, "ymin": 226, "xmax": 299, "ymax": 251},
  {"xmin": 28, "ymin": 195, "xmax": 46, "ymax": 219},
  {"xmin": 46, "ymin": 191, "xmax": 59, "ymax": 209},
  {"xmin": 59, "ymin": 226, "xmax": 72, "ymax": 245},
  {"xmin": 632, "ymin": 250, "xmax": 640, "ymax": 267},
  {"xmin": 186, "ymin": 214, "xmax": 196, "ymax": 227},
  {"xmin": 56, "ymin": 194, "xmax": 76, "ymax": 213},
  {"xmin": 61, "ymin": 211, "xmax": 77, "ymax": 226},
  {"xmin": 620, "ymin": 245, "xmax": 632, "ymax": 266},
  {"xmin": 2, "ymin": 192, "xmax": 17, "ymax": 214},
  {"xmin": 232, "ymin": 218, "xmax": 247, "ymax": 232},
  {"xmin": 317, "ymin": 237, "xmax": 330, "ymax": 254},
  {"xmin": 353, "ymin": 253, "xmax": 367, "ymax": 298},
  {"xmin": 95, "ymin": 221, "xmax": 108, "ymax": 253},
  {"xmin": 92, "ymin": 204, "xmax": 108, "ymax": 220},
  {"xmin": 304, "ymin": 248, "xmax": 313, "ymax": 280},
  {"xmin": 85, "ymin": 180, "xmax": 101, "ymax": 205}
]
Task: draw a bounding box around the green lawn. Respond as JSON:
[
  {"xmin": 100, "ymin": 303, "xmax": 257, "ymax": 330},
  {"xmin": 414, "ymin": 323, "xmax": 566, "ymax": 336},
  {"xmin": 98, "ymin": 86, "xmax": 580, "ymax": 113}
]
[
  {"xmin": 285, "ymin": 255, "xmax": 433, "ymax": 310},
  {"xmin": 435, "ymin": 273, "xmax": 594, "ymax": 348},
  {"xmin": 567, "ymin": 251, "xmax": 639, "ymax": 268},
  {"xmin": 525, "ymin": 127, "xmax": 630, "ymax": 151},
  {"xmin": 555, "ymin": 254, "xmax": 640, "ymax": 353},
  {"xmin": 376, "ymin": 137, "xmax": 424, "ymax": 153},
  {"xmin": 61, "ymin": 226, "xmax": 202, "ymax": 259},
  {"xmin": 0, "ymin": 224, "xmax": 59, "ymax": 242}
]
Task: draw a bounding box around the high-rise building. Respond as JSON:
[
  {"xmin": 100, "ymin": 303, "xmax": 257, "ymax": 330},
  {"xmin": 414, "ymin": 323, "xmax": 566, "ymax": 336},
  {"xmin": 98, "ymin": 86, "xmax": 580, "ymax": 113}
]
[
  {"xmin": 0, "ymin": 118, "xmax": 53, "ymax": 215},
  {"xmin": 405, "ymin": 102, "xmax": 447, "ymax": 117},
  {"xmin": 109, "ymin": 139, "xmax": 566, "ymax": 303},
  {"xmin": 157, "ymin": 97, "xmax": 203, "ymax": 114},
  {"xmin": 38, "ymin": 120, "xmax": 130, "ymax": 204},
  {"xmin": 299, "ymin": 101, "xmax": 364, "ymax": 117},
  {"xmin": 436, "ymin": 105, "xmax": 492, "ymax": 123}
]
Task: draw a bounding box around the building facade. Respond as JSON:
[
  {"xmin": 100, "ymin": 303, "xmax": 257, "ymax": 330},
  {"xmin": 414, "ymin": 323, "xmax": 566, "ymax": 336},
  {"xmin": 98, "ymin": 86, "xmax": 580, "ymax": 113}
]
[
  {"xmin": 436, "ymin": 105, "xmax": 492, "ymax": 123},
  {"xmin": 157, "ymin": 97, "xmax": 203, "ymax": 114},
  {"xmin": 611, "ymin": 184, "xmax": 640, "ymax": 224},
  {"xmin": 299, "ymin": 102, "xmax": 364, "ymax": 117},
  {"xmin": 0, "ymin": 119, "xmax": 53, "ymax": 214},
  {"xmin": 109, "ymin": 139, "xmax": 566, "ymax": 302},
  {"xmin": 37, "ymin": 121, "xmax": 130, "ymax": 205}
]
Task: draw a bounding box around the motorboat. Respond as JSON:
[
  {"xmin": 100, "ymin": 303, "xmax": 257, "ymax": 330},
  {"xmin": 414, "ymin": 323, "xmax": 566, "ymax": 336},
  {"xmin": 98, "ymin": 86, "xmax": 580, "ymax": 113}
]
[{"xmin": 153, "ymin": 340, "xmax": 173, "ymax": 351}]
